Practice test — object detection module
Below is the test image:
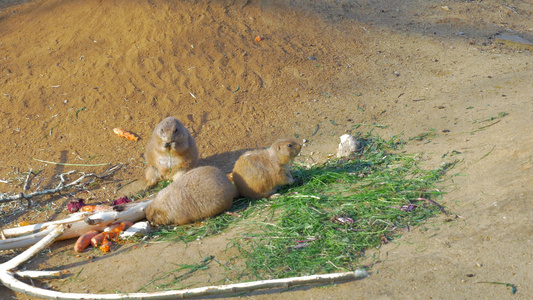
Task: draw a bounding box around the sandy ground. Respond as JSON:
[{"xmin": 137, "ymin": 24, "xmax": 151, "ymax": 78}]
[{"xmin": 0, "ymin": 0, "xmax": 532, "ymax": 299}]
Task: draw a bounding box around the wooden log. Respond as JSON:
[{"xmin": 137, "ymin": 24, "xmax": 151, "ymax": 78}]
[
  {"xmin": 0, "ymin": 200, "xmax": 152, "ymax": 250},
  {"xmin": 0, "ymin": 205, "xmax": 370, "ymax": 300}
]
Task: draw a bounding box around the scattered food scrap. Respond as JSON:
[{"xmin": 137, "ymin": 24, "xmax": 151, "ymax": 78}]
[{"xmin": 113, "ymin": 128, "xmax": 139, "ymax": 141}]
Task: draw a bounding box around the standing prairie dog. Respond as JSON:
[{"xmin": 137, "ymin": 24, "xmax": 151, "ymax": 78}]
[
  {"xmin": 231, "ymin": 139, "xmax": 301, "ymax": 199},
  {"xmin": 146, "ymin": 166, "xmax": 237, "ymax": 225},
  {"xmin": 144, "ymin": 117, "xmax": 199, "ymax": 188}
]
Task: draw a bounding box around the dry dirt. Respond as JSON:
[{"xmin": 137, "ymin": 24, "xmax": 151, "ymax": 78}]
[{"xmin": 0, "ymin": 0, "xmax": 532, "ymax": 299}]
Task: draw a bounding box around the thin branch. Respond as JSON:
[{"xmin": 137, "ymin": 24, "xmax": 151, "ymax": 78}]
[
  {"xmin": 23, "ymin": 168, "xmax": 33, "ymax": 191},
  {"xmin": 1, "ymin": 271, "xmax": 369, "ymax": 299},
  {"xmin": 0, "ymin": 164, "xmax": 123, "ymax": 205},
  {"xmin": 32, "ymin": 158, "xmax": 111, "ymax": 167}
]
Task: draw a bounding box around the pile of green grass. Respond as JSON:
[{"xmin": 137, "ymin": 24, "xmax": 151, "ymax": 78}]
[{"xmin": 151, "ymin": 133, "xmax": 452, "ymax": 280}]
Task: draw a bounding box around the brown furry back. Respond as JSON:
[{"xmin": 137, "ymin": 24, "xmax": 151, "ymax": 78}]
[
  {"xmin": 232, "ymin": 139, "xmax": 301, "ymax": 199},
  {"xmin": 146, "ymin": 166, "xmax": 237, "ymax": 225}
]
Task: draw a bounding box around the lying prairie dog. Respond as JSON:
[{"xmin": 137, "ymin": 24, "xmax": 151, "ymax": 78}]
[
  {"xmin": 231, "ymin": 139, "xmax": 301, "ymax": 199},
  {"xmin": 144, "ymin": 117, "xmax": 199, "ymax": 188},
  {"xmin": 146, "ymin": 166, "xmax": 237, "ymax": 225}
]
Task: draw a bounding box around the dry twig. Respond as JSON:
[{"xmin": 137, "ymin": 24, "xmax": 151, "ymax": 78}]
[{"xmin": 0, "ymin": 164, "xmax": 122, "ymax": 205}]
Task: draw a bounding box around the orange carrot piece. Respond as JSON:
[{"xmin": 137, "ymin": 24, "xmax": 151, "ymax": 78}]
[
  {"xmin": 80, "ymin": 205, "xmax": 113, "ymax": 212},
  {"xmin": 113, "ymin": 128, "xmax": 139, "ymax": 142},
  {"xmin": 104, "ymin": 231, "xmax": 116, "ymax": 240},
  {"xmin": 90, "ymin": 232, "xmax": 106, "ymax": 247},
  {"xmin": 105, "ymin": 223, "xmax": 122, "ymax": 232},
  {"xmin": 121, "ymin": 221, "xmax": 134, "ymax": 230},
  {"xmin": 112, "ymin": 221, "xmax": 134, "ymax": 234},
  {"xmin": 74, "ymin": 230, "xmax": 100, "ymax": 253},
  {"xmin": 80, "ymin": 205, "xmax": 95, "ymax": 212},
  {"xmin": 99, "ymin": 240, "xmax": 113, "ymax": 253}
]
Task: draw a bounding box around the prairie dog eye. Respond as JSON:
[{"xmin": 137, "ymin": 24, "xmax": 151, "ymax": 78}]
[{"xmin": 287, "ymin": 144, "xmax": 293, "ymax": 148}]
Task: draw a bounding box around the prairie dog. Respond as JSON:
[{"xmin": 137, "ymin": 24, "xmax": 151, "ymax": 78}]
[
  {"xmin": 146, "ymin": 166, "xmax": 237, "ymax": 225},
  {"xmin": 144, "ymin": 117, "xmax": 199, "ymax": 188},
  {"xmin": 232, "ymin": 139, "xmax": 301, "ymax": 199}
]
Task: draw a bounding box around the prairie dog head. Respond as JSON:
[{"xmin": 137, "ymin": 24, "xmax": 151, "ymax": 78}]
[
  {"xmin": 269, "ymin": 139, "xmax": 301, "ymax": 164},
  {"xmin": 155, "ymin": 117, "xmax": 189, "ymax": 150}
]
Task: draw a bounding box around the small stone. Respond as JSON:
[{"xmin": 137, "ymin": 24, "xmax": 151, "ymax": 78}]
[
  {"xmin": 337, "ymin": 134, "xmax": 362, "ymax": 158},
  {"xmin": 120, "ymin": 221, "xmax": 152, "ymax": 239}
]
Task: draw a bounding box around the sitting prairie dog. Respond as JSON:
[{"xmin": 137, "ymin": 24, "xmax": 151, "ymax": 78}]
[
  {"xmin": 231, "ymin": 139, "xmax": 301, "ymax": 199},
  {"xmin": 146, "ymin": 166, "xmax": 237, "ymax": 225},
  {"xmin": 144, "ymin": 117, "xmax": 199, "ymax": 188}
]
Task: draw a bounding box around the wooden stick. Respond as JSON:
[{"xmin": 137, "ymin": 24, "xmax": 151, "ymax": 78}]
[
  {"xmin": 0, "ymin": 225, "xmax": 66, "ymax": 271},
  {"xmin": 3, "ymin": 267, "xmax": 368, "ymax": 299},
  {"xmin": 2, "ymin": 214, "xmax": 86, "ymax": 238},
  {"xmin": 15, "ymin": 270, "xmax": 62, "ymax": 279},
  {"xmin": 0, "ymin": 200, "xmax": 152, "ymax": 250},
  {"xmin": 0, "ymin": 210, "xmax": 369, "ymax": 300},
  {"xmin": 0, "ymin": 228, "xmax": 56, "ymax": 250}
]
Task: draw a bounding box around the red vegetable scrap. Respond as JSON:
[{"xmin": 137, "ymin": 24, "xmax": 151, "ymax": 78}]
[
  {"xmin": 112, "ymin": 196, "xmax": 131, "ymax": 206},
  {"xmin": 67, "ymin": 198, "xmax": 86, "ymax": 213}
]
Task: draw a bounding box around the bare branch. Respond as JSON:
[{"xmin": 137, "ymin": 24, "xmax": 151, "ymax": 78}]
[
  {"xmin": 0, "ymin": 225, "xmax": 368, "ymax": 300},
  {"xmin": 15, "ymin": 270, "xmax": 62, "ymax": 279},
  {"xmin": 0, "ymin": 201, "xmax": 369, "ymax": 299},
  {"xmin": 0, "ymin": 199, "xmax": 152, "ymax": 250},
  {"xmin": 0, "ymin": 164, "xmax": 123, "ymax": 205},
  {"xmin": 23, "ymin": 168, "xmax": 32, "ymax": 192},
  {"xmin": 0, "ymin": 225, "xmax": 66, "ymax": 271},
  {"xmin": 2, "ymin": 268, "xmax": 368, "ymax": 299}
]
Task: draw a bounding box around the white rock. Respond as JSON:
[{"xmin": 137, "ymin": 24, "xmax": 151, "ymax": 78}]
[
  {"xmin": 336, "ymin": 134, "xmax": 361, "ymax": 158},
  {"xmin": 120, "ymin": 221, "xmax": 152, "ymax": 239}
]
